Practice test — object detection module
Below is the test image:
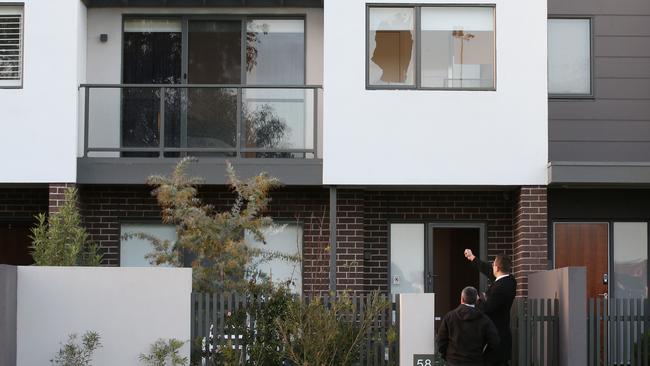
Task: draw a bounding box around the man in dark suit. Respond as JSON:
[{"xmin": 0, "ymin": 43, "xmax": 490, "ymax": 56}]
[
  {"xmin": 463, "ymin": 249, "xmax": 516, "ymax": 366},
  {"xmin": 437, "ymin": 286, "xmax": 500, "ymax": 366}
]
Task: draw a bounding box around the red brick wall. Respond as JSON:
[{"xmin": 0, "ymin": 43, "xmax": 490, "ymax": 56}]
[
  {"xmin": 363, "ymin": 190, "xmax": 516, "ymax": 293},
  {"xmin": 48, "ymin": 183, "xmax": 77, "ymax": 214},
  {"xmin": 513, "ymin": 186, "xmax": 549, "ymax": 297}
]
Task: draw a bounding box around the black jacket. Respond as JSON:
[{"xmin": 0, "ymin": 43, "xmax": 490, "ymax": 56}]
[
  {"xmin": 437, "ymin": 304, "xmax": 500, "ymax": 365},
  {"xmin": 473, "ymin": 258, "xmax": 517, "ymax": 363}
]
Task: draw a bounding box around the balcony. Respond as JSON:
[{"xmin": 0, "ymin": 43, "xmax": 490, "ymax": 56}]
[{"xmin": 78, "ymin": 84, "xmax": 323, "ymax": 185}]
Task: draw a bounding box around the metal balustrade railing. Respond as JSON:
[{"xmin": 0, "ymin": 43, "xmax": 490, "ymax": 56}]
[{"xmin": 80, "ymin": 84, "xmax": 321, "ymax": 159}]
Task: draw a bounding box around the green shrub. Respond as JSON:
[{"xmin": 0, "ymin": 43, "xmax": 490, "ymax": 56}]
[
  {"xmin": 276, "ymin": 291, "xmax": 390, "ymax": 366},
  {"xmin": 138, "ymin": 157, "xmax": 289, "ymax": 292},
  {"xmin": 139, "ymin": 338, "xmax": 188, "ymax": 366},
  {"xmin": 50, "ymin": 331, "xmax": 102, "ymax": 366},
  {"xmin": 31, "ymin": 187, "xmax": 101, "ymax": 266}
]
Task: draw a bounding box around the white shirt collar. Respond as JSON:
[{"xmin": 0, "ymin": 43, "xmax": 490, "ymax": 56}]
[
  {"xmin": 463, "ymin": 303, "xmax": 476, "ymax": 308},
  {"xmin": 495, "ymin": 274, "xmax": 510, "ymax": 282}
]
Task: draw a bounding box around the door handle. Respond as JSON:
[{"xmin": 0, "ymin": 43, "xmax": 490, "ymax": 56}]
[{"xmin": 597, "ymin": 292, "xmax": 608, "ymax": 299}]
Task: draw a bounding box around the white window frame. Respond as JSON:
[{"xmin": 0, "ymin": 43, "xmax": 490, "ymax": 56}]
[{"xmin": 0, "ymin": 5, "xmax": 24, "ymax": 88}]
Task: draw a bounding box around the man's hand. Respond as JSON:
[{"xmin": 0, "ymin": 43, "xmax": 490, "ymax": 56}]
[{"xmin": 463, "ymin": 249, "xmax": 476, "ymax": 261}]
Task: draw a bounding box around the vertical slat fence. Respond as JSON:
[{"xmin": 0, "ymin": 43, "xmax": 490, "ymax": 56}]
[
  {"xmin": 588, "ymin": 297, "xmax": 650, "ymax": 366},
  {"xmin": 511, "ymin": 298, "xmax": 559, "ymax": 366},
  {"xmin": 190, "ymin": 292, "xmax": 399, "ymax": 366}
]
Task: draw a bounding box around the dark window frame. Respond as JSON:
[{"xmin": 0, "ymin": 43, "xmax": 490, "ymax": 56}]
[
  {"xmin": 121, "ymin": 13, "xmax": 307, "ymax": 87},
  {"xmin": 547, "ymin": 16, "xmax": 595, "ymax": 99},
  {"xmin": 365, "ymin": 3, "xmax": 497, "ymax": 91}
]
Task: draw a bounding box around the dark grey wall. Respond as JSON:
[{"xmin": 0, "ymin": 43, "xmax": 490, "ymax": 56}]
[
  {"xmin": 549, "ymin": 188, "xmax": 650, "ymax": 220},
  {"xmin": 0, "ymin": 265, "xmax": 17, "ymax": 366},
  {"xmin": 549, "ymin": 0, "xmax": 650, "ymax": 162}
]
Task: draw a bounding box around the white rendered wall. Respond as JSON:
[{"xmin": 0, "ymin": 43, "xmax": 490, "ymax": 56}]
[
  {"xmin": 84, "ymin": 7, "xmax": 324, "ymax": 157},
  {"xmin": 0, "ymin": 0, "xmax": 85, "ymax": 183},
  {"xmin": 16, "ymin": 266, "xmax": 192, "ymax": 366},
  {"xmin": 323, "ymin": 0, "xmax": 548, "ymax": 185}
]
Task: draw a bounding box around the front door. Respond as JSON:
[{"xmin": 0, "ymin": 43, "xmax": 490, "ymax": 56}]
[
  {"xmin": 428, "ymin": 224, "xmax": 485, "ymax": 329},
  {"xmin": 554, "ymin": 222, "xmax": 609, "ymax": 299}
]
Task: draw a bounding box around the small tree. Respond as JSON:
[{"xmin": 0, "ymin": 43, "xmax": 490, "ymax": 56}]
[
  {"xmin": 51, "ymin": 331, "xmax": 102, "ymax": 366},
  {"xmin": 140, "ymin": 339, "xmax": 188, "ymax": 366},
  {"xmin": 135, "ymin": 157, "xmax": 285, "ymax": 292},
  {"xmin": 31, "ymin": 187, "xmax": 101, "ymax": 266}
]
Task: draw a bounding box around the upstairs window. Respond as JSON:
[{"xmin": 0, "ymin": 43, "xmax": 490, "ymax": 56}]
[
  {"xmin": 0, "ymin": 6, "xmax": 23, "ymax": 88},
  {"xmin": 368, "ymin": 5, "xmax": 496, "ymax": 90},
  {"xmin": 548, "ymin": 18, "xmax": 592, "ymax": 97}
]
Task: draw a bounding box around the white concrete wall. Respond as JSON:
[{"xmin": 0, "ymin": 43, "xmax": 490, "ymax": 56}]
[
  {"xmin": 399, "ymin": 293, "xmax": 435, "ymax": 365},
  {"xmin": 84, "ymin": 7, "xmax": 324, "ymax": 157},
  {"xmin": 323, "ymin": 0, "xmax": 548, "ymax": 185},
  {"xmin": 0, "ymin": 0, "xmax": 85, "ymax": 183},
  {"xmin": 16, "ymin": 266, "xmax": 192, "ymax": 366}
]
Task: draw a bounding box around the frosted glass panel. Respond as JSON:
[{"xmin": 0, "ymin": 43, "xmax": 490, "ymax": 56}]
[
  {"xmin": 548, "ymin": 19, "xmax": 591, "ymax": 95},
  {"xmin": 246, "ymin": 224, "xmax": 302, "ymax": 293},
  {"xmin": 421, "ymin": 7, "xmax": 494, "ymax": 31},
  {"xmin": 368, "ymin": 8, "xmax": 415, "ymax": 86},
  {"xmin": 124, "ymin": 19, "xmax": 181, "ymax": 33},
  {"xmin": 613, "ymin": 222, "xmax": 648, "ymax": 298},
  {"xmin": 120, "ymin": 223, "xmax": 176, "ymax": 267},
  {"xmin": 390, "ymin": 223, "xmax": 425, "ymax": 294}
]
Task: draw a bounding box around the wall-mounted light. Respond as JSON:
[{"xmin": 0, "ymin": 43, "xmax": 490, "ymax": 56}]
[{"xmin": 100, "ymin": 34, "xmax": 108, "ymax": 43}]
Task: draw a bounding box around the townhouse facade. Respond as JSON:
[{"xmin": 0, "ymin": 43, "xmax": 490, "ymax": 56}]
[{"xmin": 0, "ymin": 0, "xmax": 647, "ymax": 321}]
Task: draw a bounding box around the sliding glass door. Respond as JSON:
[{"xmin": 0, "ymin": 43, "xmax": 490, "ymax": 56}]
[
  {"xmin": 187, "ymin": 20, "xmax": 242, "ymax": 156},
  {"xmin": 121, "ymin": 16, "xmax": 306, "ymax": 157},
  {"xmin": 122, "ymin": 19, "xmax": 182, "ymax": 157}
]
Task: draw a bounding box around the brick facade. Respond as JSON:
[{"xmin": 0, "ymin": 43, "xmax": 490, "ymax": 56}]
[
  {"xmin": 48, "ymin": 183, "xmax": 77, "ymax": 214},
  {"xmin": 78, "ymin": 185, "xmax": 335, "ymax": 294},
  {"xmin": 513, "ymin": 186, "xmax": 548, "ymax": 297},
  {"xmin": 363, "ymin": 190, "xmax": 517, "ymax": 292},
  {"xmin": 0, "ymin": 186, "xmax": 48, "ymax": 220},
  {"xmin": 75, "ymin": 185, "xmax": 548, "ymax": 296}
]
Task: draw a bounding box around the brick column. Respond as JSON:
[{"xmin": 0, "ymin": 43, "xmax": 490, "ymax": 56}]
[
  {"xmin": 48, "ymin": 183, "xmax": 77, "ymax": 214},
  {"xmin": 336, "ymin": 189, "xmax": 365, "ymax": 293},
  {"xmin": 513, "ymin": 186, "xmax": 548, "ymax": 297}
]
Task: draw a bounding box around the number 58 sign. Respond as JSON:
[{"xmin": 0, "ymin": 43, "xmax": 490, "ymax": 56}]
[{"xmin": 413, "ymin": 354, "xmax": 435, "ymax": 366}]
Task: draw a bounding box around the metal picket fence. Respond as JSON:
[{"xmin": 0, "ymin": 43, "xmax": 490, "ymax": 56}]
[
  {"xmin": 190, "ymin": 292, "xmax": 398, "ymax": 366},
  {"xmin": 588, "ymin": 297, "xmax": 650, "ymax": 366},
  {"xmin": 511, "ymin": 298, "xmax": 560, "ymax": 366}
]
